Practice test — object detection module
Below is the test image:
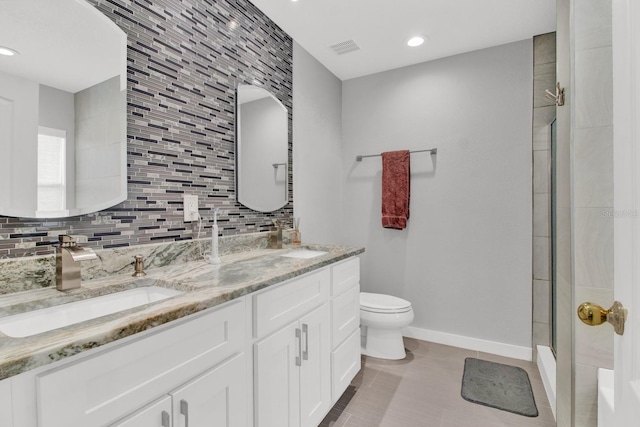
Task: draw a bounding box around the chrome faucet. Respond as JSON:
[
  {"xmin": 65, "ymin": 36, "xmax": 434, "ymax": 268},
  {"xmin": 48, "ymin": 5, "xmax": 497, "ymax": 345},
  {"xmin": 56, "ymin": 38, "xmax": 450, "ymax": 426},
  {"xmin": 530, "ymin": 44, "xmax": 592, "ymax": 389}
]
[
  {"xmin": 56, "ymin": 235, "xmax": 98, "ymax": 291},
  {"xmin": 269, "ymin": 219, "xmax": 284, "ymax": 249}
]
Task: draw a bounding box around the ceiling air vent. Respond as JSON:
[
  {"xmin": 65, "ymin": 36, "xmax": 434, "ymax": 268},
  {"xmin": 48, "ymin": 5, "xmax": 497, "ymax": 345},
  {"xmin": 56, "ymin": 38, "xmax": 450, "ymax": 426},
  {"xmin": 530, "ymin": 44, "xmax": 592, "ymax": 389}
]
[{"xmin": 330, "ymin": 39, "xmax": 360, "ymax": 55}]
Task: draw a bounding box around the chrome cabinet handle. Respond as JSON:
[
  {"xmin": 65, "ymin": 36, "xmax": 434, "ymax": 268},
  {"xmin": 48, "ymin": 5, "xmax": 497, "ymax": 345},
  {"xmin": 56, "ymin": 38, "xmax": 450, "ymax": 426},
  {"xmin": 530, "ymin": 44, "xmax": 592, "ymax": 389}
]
[
  {"xmin": 161, "ymin": 410, "xmax": 170, "ymax": 427},
  {"xmin": 180, "ymin": 399, "xmax": 189, "ymax": 427},
  {"xmin": 302, "ymin": 323, "xmax": 309, "ymax": 361},
  {"xmin": 295, "ymin": 327, "xmax": 302, "ymax": 366}
]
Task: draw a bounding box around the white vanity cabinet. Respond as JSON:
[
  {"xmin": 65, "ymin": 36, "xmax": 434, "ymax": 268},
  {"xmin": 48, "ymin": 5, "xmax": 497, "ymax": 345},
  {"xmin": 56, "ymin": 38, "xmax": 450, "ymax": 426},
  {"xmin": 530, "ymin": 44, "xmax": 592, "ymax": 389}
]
[
  {"xmin": 37, "ymin": 299, "xmax": 247, "ymax": 427},
  {"xmin": 3, "ymin": 255, "xmax": 362, "ymax": 427},
  {"xmin": 252, "ymin": 258, "xmax": 362, "ymax": 427},
  {"xmin": 253, "ymin": 269, "xmax": 332, "ymax": 427}
]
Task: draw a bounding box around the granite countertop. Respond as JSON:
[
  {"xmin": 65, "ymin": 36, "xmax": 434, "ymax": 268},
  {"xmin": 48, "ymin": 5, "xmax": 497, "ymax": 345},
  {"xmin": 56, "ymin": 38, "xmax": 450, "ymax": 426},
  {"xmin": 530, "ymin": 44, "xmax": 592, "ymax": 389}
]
[{"xmin": 0, "ymin": 244, "xmax": 364, "ymax": 381}]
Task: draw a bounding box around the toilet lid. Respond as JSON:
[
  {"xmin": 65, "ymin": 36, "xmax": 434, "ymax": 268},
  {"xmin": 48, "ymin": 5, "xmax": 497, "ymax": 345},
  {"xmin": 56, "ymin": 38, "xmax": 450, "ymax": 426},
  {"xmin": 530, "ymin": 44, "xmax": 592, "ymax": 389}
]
[{"xmin": 360, "ymin": 292, "xmax": 412, "ymax": 312}]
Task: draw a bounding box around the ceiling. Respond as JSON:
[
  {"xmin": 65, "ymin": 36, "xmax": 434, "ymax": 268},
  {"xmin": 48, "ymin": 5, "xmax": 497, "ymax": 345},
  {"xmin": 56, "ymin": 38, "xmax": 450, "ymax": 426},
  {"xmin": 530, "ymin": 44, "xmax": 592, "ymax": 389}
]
[{"xmin": 250, "ymin": 0, "xmax": 557, "ymax": 81}]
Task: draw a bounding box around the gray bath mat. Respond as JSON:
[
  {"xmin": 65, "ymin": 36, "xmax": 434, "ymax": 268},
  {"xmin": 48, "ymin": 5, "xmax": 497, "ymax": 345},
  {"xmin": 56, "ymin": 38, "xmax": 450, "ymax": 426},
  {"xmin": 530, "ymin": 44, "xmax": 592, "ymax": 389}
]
[{"xmin": 461, "ymin": 357, "xmax": 538, "ymax": 417}]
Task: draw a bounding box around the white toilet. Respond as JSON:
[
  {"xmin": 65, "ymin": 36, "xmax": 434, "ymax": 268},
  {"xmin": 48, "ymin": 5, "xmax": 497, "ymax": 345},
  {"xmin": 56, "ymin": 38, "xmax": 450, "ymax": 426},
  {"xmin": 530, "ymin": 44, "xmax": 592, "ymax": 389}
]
[{"xmin": 360, "ymin": 292, "xmax": 414, "ymax": 360}]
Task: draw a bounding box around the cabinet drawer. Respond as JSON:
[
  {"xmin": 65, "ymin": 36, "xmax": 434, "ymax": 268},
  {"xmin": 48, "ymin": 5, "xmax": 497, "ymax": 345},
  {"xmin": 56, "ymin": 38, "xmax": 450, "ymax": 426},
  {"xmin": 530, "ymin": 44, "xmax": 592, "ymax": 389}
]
[
  {"xmin": 331, "ymin": 257, "xmax": 359, "ymax": 297},
  {"xmin": 253, "ymin": 268, "xmax": 329, "ymax": 339},
  {"xmin": 331, "ymin": 328, "xmax": 361, "ymax": 402},
  {"xmin": 331, "ymin": 284, "xmax": 360, "ymax": 348},
  {"xmin": 37, "ymin": 299, "xmax": 245, "ymax": 427}
]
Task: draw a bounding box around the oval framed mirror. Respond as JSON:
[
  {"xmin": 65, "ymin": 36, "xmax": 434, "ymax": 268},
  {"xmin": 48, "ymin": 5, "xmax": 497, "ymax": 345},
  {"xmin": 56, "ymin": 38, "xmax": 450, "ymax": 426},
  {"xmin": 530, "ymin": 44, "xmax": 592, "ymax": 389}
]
[
  {"xmin": 0, "ymin": 0, "xmax": 127, "ymax": 218},
  {"xmin": 235, "ymin": 84, "xmax": 289, "ymax": 212}
]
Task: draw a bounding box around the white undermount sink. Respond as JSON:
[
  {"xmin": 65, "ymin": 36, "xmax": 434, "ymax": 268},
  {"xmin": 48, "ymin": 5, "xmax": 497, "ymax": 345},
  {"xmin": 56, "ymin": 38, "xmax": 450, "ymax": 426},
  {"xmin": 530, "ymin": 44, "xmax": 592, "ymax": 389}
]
[
  {"xmin": 280, "ymin": 249, "xmax": 328, "ymax": 259},
  {"xmin": 0, "ymin": 286, "xmax": 184, "ymax": 338}
]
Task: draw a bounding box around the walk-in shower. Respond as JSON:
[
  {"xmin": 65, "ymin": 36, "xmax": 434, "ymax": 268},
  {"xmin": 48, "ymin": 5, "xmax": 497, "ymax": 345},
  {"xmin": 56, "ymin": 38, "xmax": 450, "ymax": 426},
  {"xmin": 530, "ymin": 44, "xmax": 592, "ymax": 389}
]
[{"xmin": 537, "ymin": 117, "xmax": 558, "ymax": 419}]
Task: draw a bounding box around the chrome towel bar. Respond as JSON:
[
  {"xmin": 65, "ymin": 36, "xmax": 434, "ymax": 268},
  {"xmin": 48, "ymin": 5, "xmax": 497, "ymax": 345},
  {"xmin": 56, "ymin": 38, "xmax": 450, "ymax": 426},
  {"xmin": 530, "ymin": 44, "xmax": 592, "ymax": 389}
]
[{"xmin": 356, "ymin": 148, "xmax": 437, "ymax": 162}]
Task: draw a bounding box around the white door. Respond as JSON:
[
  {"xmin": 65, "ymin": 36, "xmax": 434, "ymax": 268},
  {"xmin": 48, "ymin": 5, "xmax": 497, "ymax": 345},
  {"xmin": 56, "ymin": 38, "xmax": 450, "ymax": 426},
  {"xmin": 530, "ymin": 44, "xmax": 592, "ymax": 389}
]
[
  {"xmin": 299, "ymin": 304, "xmax": 331, "ymax": 427},
  {"xmin": 612, "ymin": 0, "xmax": 640, "ymax": 424},
  {"xmin": 171, "ymin": 353, "xmax": 247, "ymax": 427},
  {"xmin": 110, "ymin": 396, "xmax": 172, "ymax": 427},
  {"xmin": 254, "ymin": 322, "xmax": 301, "ymax": 427}
]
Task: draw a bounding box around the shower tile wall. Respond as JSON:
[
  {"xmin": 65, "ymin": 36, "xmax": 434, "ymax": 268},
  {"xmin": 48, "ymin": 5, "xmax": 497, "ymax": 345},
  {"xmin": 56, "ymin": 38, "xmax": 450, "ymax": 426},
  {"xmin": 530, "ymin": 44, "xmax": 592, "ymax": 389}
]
[
  {"xmin": 573, "ymin": 1, "xmax": 614, "ymax": 426},
  {"xmin": 531, "ymin": 32, "xmax": 556, "ymax": 359},
  {"xmin": 0, "ymin": 0, "xmax": 293, "ymax": 259}
]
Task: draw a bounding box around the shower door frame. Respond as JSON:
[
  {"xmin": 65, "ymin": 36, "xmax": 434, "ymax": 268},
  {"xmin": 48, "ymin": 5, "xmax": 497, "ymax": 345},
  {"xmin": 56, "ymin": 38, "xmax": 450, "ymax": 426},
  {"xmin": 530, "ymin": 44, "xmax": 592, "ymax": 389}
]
[{"xmin": 549, "ymin": 118, "xmax": 557, "ymax": 358}]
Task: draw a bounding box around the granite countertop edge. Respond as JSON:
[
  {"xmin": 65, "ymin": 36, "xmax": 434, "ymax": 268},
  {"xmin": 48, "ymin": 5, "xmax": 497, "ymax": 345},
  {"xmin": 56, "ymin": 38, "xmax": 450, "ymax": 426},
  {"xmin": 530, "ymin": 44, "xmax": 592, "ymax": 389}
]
[{"xmin": 0, "ymin": 244, "xmax": 364, "ymax": 381}]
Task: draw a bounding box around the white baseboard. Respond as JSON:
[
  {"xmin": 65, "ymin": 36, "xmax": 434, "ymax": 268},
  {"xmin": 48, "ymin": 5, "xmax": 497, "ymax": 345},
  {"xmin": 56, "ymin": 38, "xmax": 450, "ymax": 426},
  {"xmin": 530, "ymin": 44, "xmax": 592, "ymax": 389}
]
[
  {"xmin": 403, "ymin": 326, "xmax": 533, "ymax": 361},
  {"xmin": 536, "ymin": 345, "xmax": 556, "ymax": 420}
]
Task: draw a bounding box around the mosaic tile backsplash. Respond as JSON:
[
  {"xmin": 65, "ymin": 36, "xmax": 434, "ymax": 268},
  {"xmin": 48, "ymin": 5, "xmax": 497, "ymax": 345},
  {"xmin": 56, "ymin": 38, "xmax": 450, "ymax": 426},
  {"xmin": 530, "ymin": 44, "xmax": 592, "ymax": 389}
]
[{"xmin": 0, "ymin": 0, "xmax": 293, "ymax": 259}]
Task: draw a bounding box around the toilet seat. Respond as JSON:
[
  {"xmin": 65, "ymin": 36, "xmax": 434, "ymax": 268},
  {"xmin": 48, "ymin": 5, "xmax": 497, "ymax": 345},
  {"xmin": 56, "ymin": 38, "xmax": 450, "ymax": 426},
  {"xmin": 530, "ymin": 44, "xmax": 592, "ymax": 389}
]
[{"xmin": 360, "ymin": 292, "xmax": 412, "ymax": 314}]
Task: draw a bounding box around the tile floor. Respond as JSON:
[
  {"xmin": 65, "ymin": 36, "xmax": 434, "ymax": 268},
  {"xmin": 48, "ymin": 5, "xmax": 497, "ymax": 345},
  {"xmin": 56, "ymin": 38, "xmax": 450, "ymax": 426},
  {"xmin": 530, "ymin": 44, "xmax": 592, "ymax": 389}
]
[{"xmin": 320, "ymin": 338, "xmax": 556, "ymax": 427}]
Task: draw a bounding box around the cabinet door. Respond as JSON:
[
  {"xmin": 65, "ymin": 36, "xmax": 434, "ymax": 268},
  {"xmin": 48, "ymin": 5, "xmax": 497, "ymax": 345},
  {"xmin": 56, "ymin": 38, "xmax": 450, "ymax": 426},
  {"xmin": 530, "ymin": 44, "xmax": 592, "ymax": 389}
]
[
  {"xmin": 0, "ymin": 378, "xmax": 12, "ymax": 427},
  {"xmin": 254, "ymin": 322, "xmax": 300, "ymax": 427},
  {"xmin": 299, "ymin": 304, "xmax": 331, "ymax": 427},
  {"xmin": 110, "ymin": 396, "xmax": 172, "ymax": 427},
  {"xmin": 171, "ymin": 353, "xmax": 246, "ymax": 427}
]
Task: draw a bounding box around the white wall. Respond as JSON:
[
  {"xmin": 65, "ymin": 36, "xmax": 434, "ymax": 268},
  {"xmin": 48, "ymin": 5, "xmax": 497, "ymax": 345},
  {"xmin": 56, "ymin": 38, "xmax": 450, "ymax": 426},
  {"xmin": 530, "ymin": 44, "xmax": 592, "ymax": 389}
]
[
  {"xmin": 341, "ymin": 40, "xmax": 534, "ymax": 350},
  {"xmin": 292, "ymin": 42, "xmax": 343, "ymax": 244}
]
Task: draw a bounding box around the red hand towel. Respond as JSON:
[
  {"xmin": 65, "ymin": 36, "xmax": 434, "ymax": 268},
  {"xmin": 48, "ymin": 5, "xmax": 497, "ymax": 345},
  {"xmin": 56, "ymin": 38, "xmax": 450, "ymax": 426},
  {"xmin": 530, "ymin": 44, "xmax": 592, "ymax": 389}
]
[{"xmin": 381, "ymin": 150, "xmax": 410, "ymax": 230}]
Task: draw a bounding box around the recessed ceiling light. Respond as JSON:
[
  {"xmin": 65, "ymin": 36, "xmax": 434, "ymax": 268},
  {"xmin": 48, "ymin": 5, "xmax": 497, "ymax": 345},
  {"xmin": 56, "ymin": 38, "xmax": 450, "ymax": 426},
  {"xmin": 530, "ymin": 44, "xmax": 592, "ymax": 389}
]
[
  {"xmin": 407, "ymin": 36, "xmax": 425, "ymax": 47},
  {"xmin": 0, "ymin": 46, "xmax": 19, "ymax": 56}
]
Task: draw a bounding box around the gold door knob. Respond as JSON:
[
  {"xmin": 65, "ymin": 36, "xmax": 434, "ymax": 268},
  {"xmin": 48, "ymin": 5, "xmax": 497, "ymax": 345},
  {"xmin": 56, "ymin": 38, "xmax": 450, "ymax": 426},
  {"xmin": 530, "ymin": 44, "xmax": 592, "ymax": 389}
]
[{"xmin": 577, "ymin": 301, "xmax": 627, "ymax": 335}]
